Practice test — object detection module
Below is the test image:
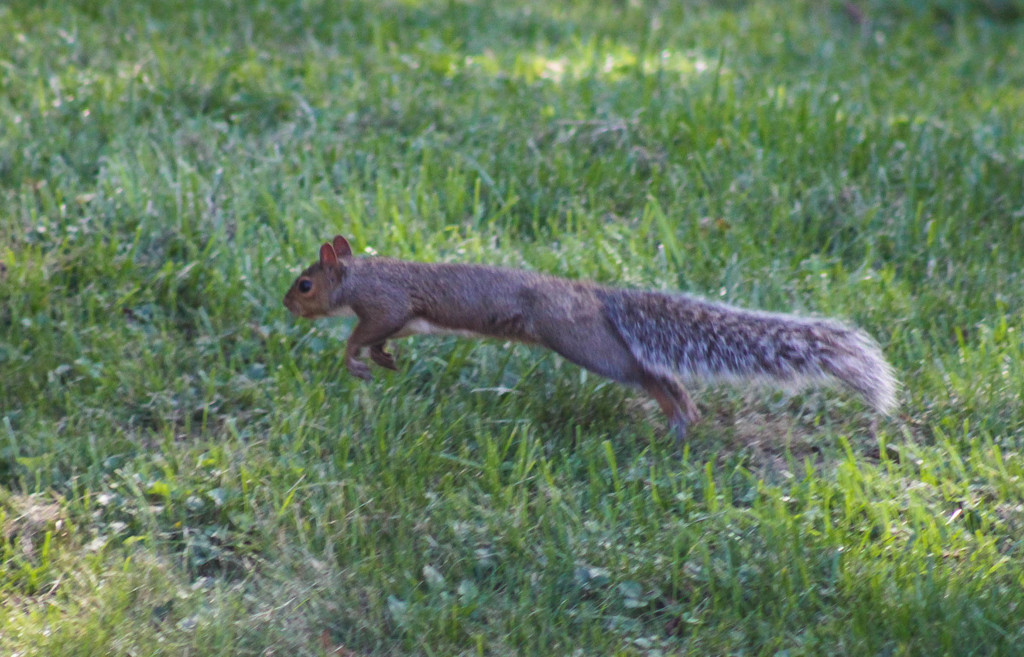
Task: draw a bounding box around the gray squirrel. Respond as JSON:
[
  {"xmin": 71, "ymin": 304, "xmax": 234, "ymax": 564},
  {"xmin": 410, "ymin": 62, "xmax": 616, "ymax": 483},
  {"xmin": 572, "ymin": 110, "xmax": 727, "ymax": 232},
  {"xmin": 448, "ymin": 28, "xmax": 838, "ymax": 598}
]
[{"xmin": 284, "ymin": 236, "xmax": 897, "ymax": 441}]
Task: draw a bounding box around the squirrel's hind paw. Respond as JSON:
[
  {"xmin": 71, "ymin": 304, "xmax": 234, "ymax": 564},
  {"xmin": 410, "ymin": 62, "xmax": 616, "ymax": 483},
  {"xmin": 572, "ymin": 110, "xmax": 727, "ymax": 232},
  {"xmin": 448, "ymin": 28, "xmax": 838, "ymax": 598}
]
[{"xmin": 669, "ymin": 416, "xmax": 689, "ymax": 447}]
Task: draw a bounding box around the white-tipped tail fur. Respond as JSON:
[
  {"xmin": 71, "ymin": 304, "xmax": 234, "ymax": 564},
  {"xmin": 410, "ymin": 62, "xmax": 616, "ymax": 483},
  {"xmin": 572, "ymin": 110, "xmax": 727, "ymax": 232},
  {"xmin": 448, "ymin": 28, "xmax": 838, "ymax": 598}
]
[{"xmin": 599, "ymin": 289, "xmax": 897, "ymax": 414}]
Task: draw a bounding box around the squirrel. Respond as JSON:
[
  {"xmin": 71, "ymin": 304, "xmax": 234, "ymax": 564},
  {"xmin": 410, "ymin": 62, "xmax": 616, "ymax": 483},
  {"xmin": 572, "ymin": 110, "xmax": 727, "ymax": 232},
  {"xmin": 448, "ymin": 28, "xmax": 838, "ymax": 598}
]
[{"xmin": 283, "ymin": 235, "xmax": 897, "ymax": 442}]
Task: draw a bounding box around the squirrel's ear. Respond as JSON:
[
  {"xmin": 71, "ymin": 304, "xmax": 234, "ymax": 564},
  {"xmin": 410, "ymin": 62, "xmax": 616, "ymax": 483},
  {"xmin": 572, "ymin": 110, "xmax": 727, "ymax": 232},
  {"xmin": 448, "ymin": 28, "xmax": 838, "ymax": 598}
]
[
  {"xmin": 319, "ymin": 242, "xmax": 339, "ymax": 267},
  {"xmin": 332, "ymin": 235, "xmax": 353, "ymax": 258}
]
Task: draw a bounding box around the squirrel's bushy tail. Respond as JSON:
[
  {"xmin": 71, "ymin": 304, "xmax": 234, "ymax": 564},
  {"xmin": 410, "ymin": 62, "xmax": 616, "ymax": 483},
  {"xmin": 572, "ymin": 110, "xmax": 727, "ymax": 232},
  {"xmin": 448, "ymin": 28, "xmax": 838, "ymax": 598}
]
[{"xmin": 600, "ymin": 289, "xmax": 897, "ymax": 413}]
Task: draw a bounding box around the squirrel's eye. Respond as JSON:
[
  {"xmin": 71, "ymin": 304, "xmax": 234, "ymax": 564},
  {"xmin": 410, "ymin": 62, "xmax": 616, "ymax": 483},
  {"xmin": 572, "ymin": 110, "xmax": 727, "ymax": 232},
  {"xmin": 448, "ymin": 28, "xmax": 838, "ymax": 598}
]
[{"xmin": 298, "ymin": 278, "xmax": 313, "ymax": 294}]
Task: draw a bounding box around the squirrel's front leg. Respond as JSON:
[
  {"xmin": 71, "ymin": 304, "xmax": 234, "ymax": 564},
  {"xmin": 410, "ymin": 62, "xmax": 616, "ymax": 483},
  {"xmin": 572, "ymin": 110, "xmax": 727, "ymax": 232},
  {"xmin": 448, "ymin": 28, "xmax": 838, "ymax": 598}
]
[
  {"xmin": 369, "ymin": 343, "xmax": 398, "ymax": 370},
  {"xmin": 345, "ymin": 319, "xmax": 404, "ymax": 380}
]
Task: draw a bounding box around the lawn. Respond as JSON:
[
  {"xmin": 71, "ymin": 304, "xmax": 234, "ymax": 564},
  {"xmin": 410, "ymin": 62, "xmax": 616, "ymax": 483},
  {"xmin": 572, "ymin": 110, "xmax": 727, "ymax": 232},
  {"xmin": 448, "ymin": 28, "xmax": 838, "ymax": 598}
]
[{"xmin": 2, "ymin": 0, "xmax": 1024, "ymax": 654}]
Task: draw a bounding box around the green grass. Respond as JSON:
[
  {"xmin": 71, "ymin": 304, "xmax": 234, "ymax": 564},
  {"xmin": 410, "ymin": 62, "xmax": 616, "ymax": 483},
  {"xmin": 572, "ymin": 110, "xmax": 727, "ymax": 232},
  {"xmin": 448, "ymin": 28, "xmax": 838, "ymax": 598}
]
[{"xmin": 2, "ymin": 0, "xmax": 1024, "ymax": 654}]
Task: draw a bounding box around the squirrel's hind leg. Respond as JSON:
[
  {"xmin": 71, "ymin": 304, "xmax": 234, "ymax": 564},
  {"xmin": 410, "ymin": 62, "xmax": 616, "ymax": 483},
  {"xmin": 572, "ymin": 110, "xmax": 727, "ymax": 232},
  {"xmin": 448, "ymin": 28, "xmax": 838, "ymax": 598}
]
[
  {"xmin": 533, "ymin": 321, "xmax": 700, "ymax": 442},
  {"xmin": 641, "ymin": 373, "xmax": 700, "ymax": 445}
]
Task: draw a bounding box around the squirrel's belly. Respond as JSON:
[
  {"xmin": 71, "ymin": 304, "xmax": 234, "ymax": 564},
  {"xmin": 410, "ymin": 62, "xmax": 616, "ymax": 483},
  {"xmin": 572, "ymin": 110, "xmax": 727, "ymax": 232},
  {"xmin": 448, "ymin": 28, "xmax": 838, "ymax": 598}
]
[{"xmin": 398, "ymin": 317, "xmax": 485, "ymax": 339}]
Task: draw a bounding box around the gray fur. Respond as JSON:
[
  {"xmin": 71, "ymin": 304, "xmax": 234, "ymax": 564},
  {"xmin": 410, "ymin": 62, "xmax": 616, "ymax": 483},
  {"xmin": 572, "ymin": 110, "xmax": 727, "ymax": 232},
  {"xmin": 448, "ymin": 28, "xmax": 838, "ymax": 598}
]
[{"xmin": 598, "ymin": 289, "xmax": 897, "ymax": 413}]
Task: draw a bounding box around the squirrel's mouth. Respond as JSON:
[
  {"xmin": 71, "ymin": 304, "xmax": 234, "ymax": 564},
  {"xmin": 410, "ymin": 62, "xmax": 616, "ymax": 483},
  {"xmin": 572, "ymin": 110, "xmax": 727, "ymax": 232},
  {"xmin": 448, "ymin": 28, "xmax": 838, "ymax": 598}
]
[{"xmin": 285, "ymin": 306, "xmax": 320, "ymax": 320}]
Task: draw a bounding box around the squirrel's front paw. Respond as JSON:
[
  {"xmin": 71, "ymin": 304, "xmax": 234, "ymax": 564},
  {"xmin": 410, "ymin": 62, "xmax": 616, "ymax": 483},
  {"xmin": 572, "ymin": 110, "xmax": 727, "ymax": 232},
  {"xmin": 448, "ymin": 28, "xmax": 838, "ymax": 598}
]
[
  {"xmin": 370, "ymin": 345, "xmax": 398, "ymax": 370},
  {"xmin": 346, "ymin": 359, "xmax": 373, "ymax": 381}
]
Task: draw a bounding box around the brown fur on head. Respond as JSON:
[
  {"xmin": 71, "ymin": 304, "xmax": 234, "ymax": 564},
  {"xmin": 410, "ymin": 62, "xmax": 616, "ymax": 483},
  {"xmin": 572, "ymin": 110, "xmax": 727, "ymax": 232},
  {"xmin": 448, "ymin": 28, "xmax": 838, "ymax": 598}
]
[{"xmin": 283, "ymin": 236, "xmax": 353, "ymax": 319}]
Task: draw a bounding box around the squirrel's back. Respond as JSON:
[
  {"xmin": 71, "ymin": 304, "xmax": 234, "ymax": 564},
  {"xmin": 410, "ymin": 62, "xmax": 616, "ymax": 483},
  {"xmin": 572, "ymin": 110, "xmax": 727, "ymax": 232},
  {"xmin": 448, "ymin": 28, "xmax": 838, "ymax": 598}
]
[{"xmin": 598, "ymin": 288, "xmax": 897, "ymax": 414}]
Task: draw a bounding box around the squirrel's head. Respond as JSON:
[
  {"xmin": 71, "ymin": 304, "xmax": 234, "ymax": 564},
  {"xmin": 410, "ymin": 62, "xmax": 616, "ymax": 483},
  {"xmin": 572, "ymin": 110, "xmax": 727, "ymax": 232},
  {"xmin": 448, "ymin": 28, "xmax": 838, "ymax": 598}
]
[{"xmin": 283, "ymin": 235, "xmax": 353, "ymax": 319}]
